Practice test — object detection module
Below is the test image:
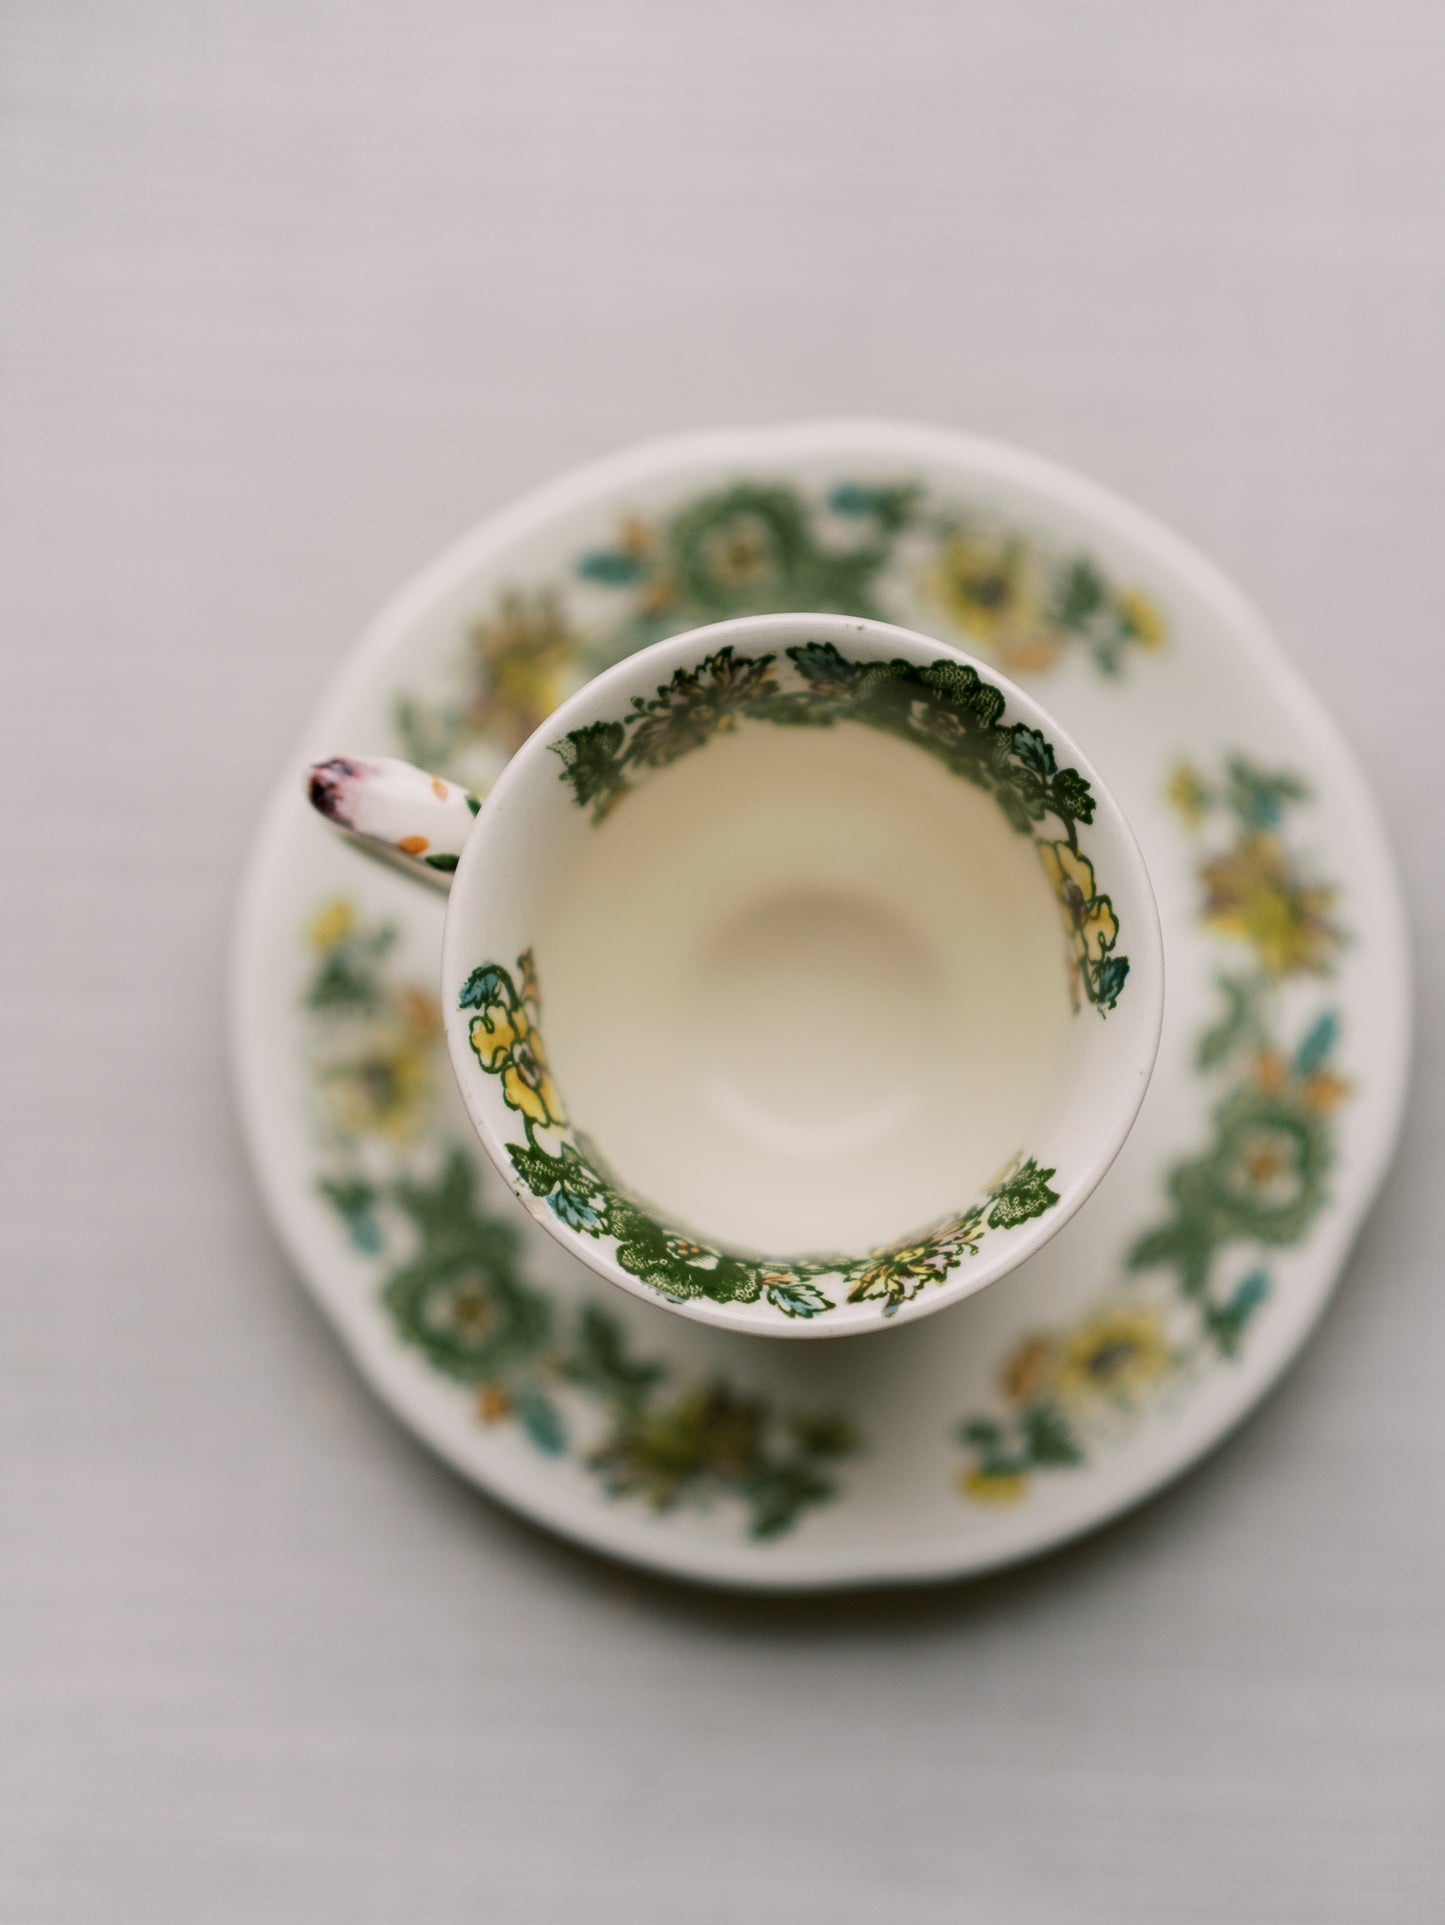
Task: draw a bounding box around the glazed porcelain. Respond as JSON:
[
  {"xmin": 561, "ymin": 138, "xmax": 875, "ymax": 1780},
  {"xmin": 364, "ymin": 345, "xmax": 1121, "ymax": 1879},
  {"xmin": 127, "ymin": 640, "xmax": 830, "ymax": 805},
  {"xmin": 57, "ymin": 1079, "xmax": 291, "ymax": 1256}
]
[
  {"xmin": 305, "ymin": 615, "xmax": 1164, "ymax": 1338},
  {"xmin": 231, "ymin": 420, "xmax": 1409, "ymax": 1589}
]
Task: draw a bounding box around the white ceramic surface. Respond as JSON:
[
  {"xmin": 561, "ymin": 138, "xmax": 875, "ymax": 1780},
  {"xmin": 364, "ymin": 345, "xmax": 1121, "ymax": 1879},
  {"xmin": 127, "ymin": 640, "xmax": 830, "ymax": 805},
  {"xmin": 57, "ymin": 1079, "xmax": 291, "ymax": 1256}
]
[
  {"xmin": 307, "ymin": 614, "xmax": 1164, "ymax": 1338},
  {"xmin": 231, "ymin": 420, "xmax": 1410, "ymax": 1590}
]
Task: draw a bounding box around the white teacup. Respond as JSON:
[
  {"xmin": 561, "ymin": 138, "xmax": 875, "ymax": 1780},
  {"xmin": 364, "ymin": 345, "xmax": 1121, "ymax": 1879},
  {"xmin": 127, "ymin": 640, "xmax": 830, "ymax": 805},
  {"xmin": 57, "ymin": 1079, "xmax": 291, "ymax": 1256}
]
[{"xmin": 306, "ymin": 613, "xmax": 1163, "ymax": 1337}]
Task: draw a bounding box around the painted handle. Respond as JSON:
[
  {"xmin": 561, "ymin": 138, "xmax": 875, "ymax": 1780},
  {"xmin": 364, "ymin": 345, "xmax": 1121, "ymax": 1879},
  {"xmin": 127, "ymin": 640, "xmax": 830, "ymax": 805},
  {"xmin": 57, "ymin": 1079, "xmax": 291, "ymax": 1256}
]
[{"xmin": 305, "ymin": 755, "xmax": 482, "ymax": 890}]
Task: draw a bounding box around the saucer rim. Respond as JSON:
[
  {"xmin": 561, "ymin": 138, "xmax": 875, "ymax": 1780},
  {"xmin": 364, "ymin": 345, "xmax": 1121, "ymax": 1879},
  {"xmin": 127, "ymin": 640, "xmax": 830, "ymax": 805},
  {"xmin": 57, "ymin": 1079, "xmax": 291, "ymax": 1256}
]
[{"xmin": 229, "ymin": 417, "xmax": 1412, "ymax": 1590}]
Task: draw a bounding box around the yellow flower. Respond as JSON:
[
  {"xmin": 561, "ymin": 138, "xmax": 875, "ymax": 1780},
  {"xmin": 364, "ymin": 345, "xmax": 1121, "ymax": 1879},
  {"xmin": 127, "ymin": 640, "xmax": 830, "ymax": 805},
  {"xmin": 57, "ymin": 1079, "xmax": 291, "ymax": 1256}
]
[
  {"xmin": 1000, "ymin": 1334, "xmax": 1058, "ymax": 1404},
  {"xmin": 1253, "ymin": 1049, "xmax": 1290, "ymax": 1093},
  {"xmin": 1117, "ymin": 589, "xmax": 1165, "ymax": 649},
  {"xmin": 1167, "ymin": 760, "xmax": 1210, "ymax": 831},
  {"xmin": 1054, "ymin": 1305, "xmax": 1171, "ymax": 1404},
  {"xmin": 397, "ymin": 986, "xmax": 442, "ymax": 1041},
  {"xmin": 470, "ymin": 591, "xmax": 580, "ymax": 751},
  {"xmin": 959, "ymin": 1465, "xmax": 1029, "ymax": 1505},
  {"xmin": 995, "ymin": 633, "xmax": 1064, "ymax": 676},
  {"xmin": 1038, "ymin": 841, "xmax": 1119, "ymax": 963},
  {"xmin": 477, "ymin": 1383, "xmax": 511, "ymax": 1424},
  {"xmin": 931, "ymin": 531, "xmax": 1039, "ymax": 648},
  {"xmin": 1304, "ymin": 1070, "xmax": 1349, "ymax": 1113},
  {"xmin": 704, "ymin": 512, "xmax": 776, "ymax": 589},
  {"xmin": 323, "ymin": 1024, "xmax": 434, "ymax": 1143},
  {"xmin": 470, "ymin": 1000, "xmax": 567, "ymax": 1131},
  {"xmin": 1201, "ymin": 832, "xmax": 1340, "ymax": 978},
  {"xmin": 467, "ymin": 998, "xmax": 521, "ymax": 1069},
  {"xmin": 308, "ymin": 897, "xmax": 356, "ymax": 953}
]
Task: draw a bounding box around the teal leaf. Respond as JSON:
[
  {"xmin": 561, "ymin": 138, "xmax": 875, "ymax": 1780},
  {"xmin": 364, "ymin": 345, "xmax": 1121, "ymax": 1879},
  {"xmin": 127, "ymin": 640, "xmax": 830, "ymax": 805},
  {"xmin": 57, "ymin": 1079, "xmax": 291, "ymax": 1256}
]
[
  {"xmin": 577, "ymin": 550, "xmax": 649, "ymax": 585},
  {"xmin": 318, "ymin": 1177, "xmax": 383, "ymax": 1254},
  {"xmin": 1294, "ymin": 1011, "xmax": 1339, "ymax": 1076},
  {"xmin": 1091, "ymin": 955, "xmax": 1131, "ymax": 1011},
  {"xmin": 514, "ymin": 1387, "xmax": 567, "ymax": 1455},
  {"xmin": 826, "ymin": 481, "xmax": 918, "ymax": 531},
  {"xmin": 1225, "ymin": 758, "xmax": 1310, "ymax": 830},
  {"xmin": 1205, "ymin": 1267, "xmax": 1271, "ymax": 1356},
  {"xmin": 763, "ymin": 1278, "xmax": 834, "ymax": 1319},
  {"xmin": 1012, "ymin": 725, "xmax": 1058, "ymax": 780},
  {"xmin": 458, "ymin": 962, "xmax": 515, "ymax": 1010},
  {"xmin": 551, "ymin": 1186, "xmax": 605, "ymax": 1233}
]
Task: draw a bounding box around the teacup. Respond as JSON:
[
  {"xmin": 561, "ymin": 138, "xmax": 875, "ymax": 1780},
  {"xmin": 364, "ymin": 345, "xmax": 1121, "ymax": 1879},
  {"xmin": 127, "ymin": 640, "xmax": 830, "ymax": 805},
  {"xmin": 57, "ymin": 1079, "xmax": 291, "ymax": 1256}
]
[{"xmin": 306, "ymin": 612, "xmax": 1163, "ymax": 1337}]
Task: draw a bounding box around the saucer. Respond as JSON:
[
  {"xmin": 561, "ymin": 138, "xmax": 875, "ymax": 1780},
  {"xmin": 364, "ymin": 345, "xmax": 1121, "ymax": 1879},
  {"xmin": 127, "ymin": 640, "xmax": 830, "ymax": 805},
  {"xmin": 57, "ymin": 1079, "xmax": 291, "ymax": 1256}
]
[{"xmin": 231, "ymin": 420, "xmax": 1410, "ymax": 1590}]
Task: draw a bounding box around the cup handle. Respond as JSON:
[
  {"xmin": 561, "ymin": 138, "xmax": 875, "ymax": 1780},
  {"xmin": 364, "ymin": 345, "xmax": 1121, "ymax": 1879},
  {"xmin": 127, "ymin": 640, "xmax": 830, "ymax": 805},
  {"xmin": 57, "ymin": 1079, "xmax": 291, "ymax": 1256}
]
[{"xmin": 305, "ymin": 755, "xmax": 482, "ymax": 891}]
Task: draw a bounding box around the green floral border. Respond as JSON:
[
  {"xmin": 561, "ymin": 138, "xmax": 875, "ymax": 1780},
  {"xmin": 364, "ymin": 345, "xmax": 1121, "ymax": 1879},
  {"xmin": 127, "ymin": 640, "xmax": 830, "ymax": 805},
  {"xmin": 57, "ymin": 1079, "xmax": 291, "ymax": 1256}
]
[
  {"xmin": 302, "ymin": 901, "xmax": 857, "ymax": 1540},
  {"xmin": 551, "ymin": 637, "xmax": 1130, "ymax": 1015},
  {"xmin": 459, "ymin": 940, "xmax": 1060, "ymax": 1319},
  {"xmin": 295, "ymin": 472, "xmax": 1359, "ymax": 1543},
  {"xmin": 394, "ymin": 477, "xmax": 1167, "ymax": 777},
  {"xmin": 955, "ymin": 754, "xmax": 1346, "ymax": 1505}
]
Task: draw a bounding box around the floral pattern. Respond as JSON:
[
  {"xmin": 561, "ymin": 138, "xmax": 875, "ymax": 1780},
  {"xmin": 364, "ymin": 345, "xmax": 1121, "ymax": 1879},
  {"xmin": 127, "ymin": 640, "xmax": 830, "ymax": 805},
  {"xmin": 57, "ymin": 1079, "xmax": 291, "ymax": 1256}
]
[
  {"xmin": 551, "ymin": 638, "xmax": 1131, "ymax": 1013},
  {"xmin": 305, "ymin": 909, "xmax": 856, "ymax": 1539},
  {"xmin": 394, "ymin": 479, "xmax": 1166, "ymax": 776},
  {"xmin": 955, "ymin": 754, "xmax": 1346, "ymax": 1503},
  {"xmin": 460, "ymin": 951, "xmax": 1061, "ymax": 1318},
  {"xmin": 305, "ymin": 899, "xmax": 440, "ymax": 1154},
  {"xmin": 289, "ymin": 465, "xmax": 1370, "ymax": 1557}
]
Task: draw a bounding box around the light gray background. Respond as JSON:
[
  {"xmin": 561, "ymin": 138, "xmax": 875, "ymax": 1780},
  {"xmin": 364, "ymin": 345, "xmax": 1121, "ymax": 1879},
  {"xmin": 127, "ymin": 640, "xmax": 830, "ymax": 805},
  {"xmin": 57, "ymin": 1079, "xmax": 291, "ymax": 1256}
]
[{"xmin": 3, "ymin": 4, "xmax": 1442, "ymax": 1920}]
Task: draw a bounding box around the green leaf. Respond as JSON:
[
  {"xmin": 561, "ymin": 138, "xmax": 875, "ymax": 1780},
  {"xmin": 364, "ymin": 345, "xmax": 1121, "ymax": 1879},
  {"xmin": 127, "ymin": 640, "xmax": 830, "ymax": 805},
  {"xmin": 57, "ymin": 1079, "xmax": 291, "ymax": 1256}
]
[
  {"xmin": 986, "ymin": 1159, "xmax": 1061, "ymax": 1229},
  {"xmin": 788, "ymin": 1413, "xmax": 858, "ymax": 1458},
  {"xmin": 507, "ymin": 1140, "xmax": 563, "ymax": 1198},
  {"xmin": 1021, "ymin": 1402, "xmax": 1083, "ymax": 1467},
  {"xmin": 959, "ymin": 1417, "xmax": 1005, "ymax": 1450},
  {"xmin": 1197, "ymin": 974, "xmax": 1262, "ymax": 1070},
  {"xmin": 563, "ymin": 1304, "xmax": 664, "ymax": 1410},
  {"xmin": 1049, "ymin": 766, "xmax": 1096, "ymax": 826},
  {"xmin": 1055, "ymin": 557, "xmax": 1106, "ymax": 629},
  {"xmin": 746, "ymin": 1461, "xmax": 834, "ymax": 1540},
  {"xmin": 423, "ymin": 851, "xmax": 459, "ymax": 873},
  {"xmin": 306, "ymin": 950, "xmax": 380, "ymax": 1011}
]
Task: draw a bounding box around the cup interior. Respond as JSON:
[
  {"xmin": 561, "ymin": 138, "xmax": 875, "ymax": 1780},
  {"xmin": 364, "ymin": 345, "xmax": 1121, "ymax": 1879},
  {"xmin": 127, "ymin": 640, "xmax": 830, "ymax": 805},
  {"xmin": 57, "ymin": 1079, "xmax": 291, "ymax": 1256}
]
[{"xmin": 443, "ymin": 614, "xmax": 1161, "ymax": 1330}]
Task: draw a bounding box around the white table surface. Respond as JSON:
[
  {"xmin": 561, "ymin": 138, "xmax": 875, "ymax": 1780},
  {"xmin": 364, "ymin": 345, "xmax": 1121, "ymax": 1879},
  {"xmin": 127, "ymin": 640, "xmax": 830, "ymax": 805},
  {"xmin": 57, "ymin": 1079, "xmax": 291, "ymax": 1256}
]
[{"xmin": 3, "ymin": 4, "xmax": 1443, "ymax": 1919}]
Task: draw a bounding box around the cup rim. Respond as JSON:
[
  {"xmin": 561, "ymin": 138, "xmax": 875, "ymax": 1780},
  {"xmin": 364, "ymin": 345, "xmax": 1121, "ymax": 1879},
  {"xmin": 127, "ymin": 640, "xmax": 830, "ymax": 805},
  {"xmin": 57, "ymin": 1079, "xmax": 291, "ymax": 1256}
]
[{"xmin": 440, "ymin": 611, "xmax": 1165, "ymax": 1340}]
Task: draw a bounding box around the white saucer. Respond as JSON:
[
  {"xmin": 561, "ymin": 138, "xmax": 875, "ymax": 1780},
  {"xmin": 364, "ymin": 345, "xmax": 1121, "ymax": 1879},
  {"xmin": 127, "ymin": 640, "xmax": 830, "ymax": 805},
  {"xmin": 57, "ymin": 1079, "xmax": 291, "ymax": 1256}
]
[{"xmin": 231, "ymin": 421, "xmax": 1410, "ymax": 1590}]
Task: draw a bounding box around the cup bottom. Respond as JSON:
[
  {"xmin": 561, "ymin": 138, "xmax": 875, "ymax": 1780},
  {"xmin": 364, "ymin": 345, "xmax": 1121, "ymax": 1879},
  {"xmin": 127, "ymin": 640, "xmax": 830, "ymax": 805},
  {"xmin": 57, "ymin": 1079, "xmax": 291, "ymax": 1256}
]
[{"xmin": 534, "ymin": 720, "xmax": 1078, "ymax": 1257}]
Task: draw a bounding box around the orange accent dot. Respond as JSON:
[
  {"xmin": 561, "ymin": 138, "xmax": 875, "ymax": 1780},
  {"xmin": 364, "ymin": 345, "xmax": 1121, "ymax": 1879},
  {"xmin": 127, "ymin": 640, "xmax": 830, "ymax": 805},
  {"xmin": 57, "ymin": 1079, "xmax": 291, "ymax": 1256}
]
[
  {"xmin": 398, "ymin": 834, "xmax": 430, "ymax": 855},
  {"xmin": 431, "ymin": 777, "xmax": 448, "ymax": 801}
]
